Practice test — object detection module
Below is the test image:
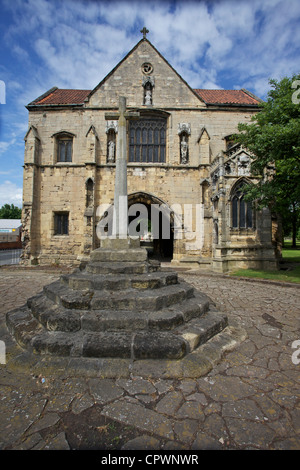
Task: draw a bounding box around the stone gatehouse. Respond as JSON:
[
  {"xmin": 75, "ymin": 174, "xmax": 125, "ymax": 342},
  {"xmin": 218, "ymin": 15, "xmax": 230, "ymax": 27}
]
[{"xmin": 21, "ymin": 32, "xmax": 279, "ymax": 272}]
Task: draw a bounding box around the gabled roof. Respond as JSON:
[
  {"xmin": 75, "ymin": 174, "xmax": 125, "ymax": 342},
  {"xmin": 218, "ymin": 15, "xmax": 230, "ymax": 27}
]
[
  {"xmin": 85, "ymin": 37, "xmax": 204, "ymax": 106},
  {"xmin": 28, "ymin": 87, "xmax": 262, "ymax": 107},
  {"xmin": 28, "ymin": 87, "xmax": 90, "ymax": 106},
  {"xmin": 194, "ymin": 89, "xmax": 262, "ymax": 105},
  {"xmin": 26, "ymin": 39, "xmax": 262, "ymax": 109}
]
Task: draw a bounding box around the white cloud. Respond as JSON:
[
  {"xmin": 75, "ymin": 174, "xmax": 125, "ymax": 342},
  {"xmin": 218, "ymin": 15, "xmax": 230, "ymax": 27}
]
[
  {"xmin": 6, "ymin": 0, "xmax": 300, "ymax": 98},
  {"xmin": 0, "ymin": 0, "xmax": 299, "ymax": 208},
  {"xmin": 0, "ymin": 181, "xmax": 22, "ymax": 208},
  {"xmin": 0, "ymin": 135, "xmax": 16, "ymax": 155},
  {"xmin": 3, "ymin": 0, "xmax": 300, "ymax": 97}
]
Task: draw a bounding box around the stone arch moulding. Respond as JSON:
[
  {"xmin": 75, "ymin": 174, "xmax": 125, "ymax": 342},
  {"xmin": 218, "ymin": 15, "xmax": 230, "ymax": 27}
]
[
  {"xmin": 52, "ymin": 130, "xmax": 76, "ymax": 139},
  {"xmin": 228, "ymin": 176, "xmax": 253, "ymax": 200},
  {"xmin": 128, "ymin": 191, "xmax": 174, "ymax": 259},
  {"xmin": 85, "ymin": 125, "xmax": 99, "ymax": 138},
  {"xmin": 128, "ymin": 191, "xmax": 175, "ymax": 223},
  {"xmin": 24, "ymin": 125, "xmax": 40, "ymax": 141},
  {"xmin": 197, "ymin": 127, "xmax": 211, "ymax": 165},
  {"xmin": 229, "ymin": 177, "xmax": 255, "ymax": 230},
  {"xmin": 86, "ymin": 125, "xmax": 99, "ymax": 164},
  {"xmin": 24, "ymin": 125, "xmax": 40, "ymax": 165},
  {"xmin": 52, "ymin": 130, "xmax": 76, "ymax": 164},
  {"xmin": 85, "ymin": 177, "xmax": 95, "ymax": 207}
]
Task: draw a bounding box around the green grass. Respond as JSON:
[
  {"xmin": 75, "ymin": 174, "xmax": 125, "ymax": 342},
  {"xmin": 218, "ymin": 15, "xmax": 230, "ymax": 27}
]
[
  {"xmin": 232, "ymin": 266, "xmax": 300, "ymax": 284},
  {"xmin": 282, "ymin": 241, "xmax": 300, "ymax": 262},
  {"xmin": 231, "ymin": 239, "xmax": 300, "ymax": 284}
]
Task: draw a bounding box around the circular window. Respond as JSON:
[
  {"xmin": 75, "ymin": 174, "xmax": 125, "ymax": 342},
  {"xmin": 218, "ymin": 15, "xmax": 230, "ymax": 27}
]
[{"xmin": 142, "ymin": 63, "xmax": 153, "ymax": 75}]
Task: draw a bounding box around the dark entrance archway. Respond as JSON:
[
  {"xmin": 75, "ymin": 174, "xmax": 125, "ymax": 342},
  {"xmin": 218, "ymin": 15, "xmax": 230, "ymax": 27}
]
[{"xmin": 128, "ymin": 192, "xmax": 174, "ymax": 261}]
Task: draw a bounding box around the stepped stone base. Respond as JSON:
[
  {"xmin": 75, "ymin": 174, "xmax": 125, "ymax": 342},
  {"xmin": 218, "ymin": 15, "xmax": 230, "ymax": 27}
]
[{"xmin": 6, "ymin": 238, "xmax": 230, "ymax": 361}]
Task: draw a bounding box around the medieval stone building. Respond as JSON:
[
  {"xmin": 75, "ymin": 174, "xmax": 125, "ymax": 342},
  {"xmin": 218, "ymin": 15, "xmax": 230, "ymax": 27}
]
[{"xmin": 21, "ymin": 32, "xmax": 278, "ymax": 272}]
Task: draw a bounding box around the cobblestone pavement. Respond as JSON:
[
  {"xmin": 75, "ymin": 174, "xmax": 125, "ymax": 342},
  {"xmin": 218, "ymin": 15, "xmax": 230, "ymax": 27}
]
[{"xmin": 0, "ymin": 267, "xmax": 299, "ymax": 450}]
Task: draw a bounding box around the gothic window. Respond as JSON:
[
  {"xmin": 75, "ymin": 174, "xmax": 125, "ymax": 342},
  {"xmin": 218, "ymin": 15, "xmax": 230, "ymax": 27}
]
[
  {"xmin": 231, "ymin": 181, "xmax": 254, "ymax": 229},
  {"xmin": 56, "ymin": 133, "xmax": 73, "ymax": 162},
  {"xmin": 129, "ymin": 118, "xmax": 166, "ymax": 163},
  {"xmin": 54, "ymin": 212, "xmax": 69, "ymax": 235}
]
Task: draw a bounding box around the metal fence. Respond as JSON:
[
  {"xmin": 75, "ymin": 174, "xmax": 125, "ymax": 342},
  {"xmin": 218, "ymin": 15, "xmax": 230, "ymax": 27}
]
[{"xmin": 0, "ymin": 249, "xmax": 22, "ymax": 266}]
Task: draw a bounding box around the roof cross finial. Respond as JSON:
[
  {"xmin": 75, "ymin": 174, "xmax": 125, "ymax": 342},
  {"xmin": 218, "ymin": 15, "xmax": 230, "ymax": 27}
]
[{"xmin": 140, "ymin": 27, "xmax": 149, "ymax": 39}]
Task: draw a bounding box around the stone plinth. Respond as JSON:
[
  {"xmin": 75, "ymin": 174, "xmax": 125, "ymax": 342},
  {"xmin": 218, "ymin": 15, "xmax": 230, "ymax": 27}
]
[{"xmin": 6, "ymin": 237, "xmax": 228, "ymax": 360}]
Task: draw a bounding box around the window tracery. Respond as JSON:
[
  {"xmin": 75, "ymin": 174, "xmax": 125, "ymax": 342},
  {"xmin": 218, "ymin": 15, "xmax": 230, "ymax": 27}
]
[
  {"xmin": 231, "ymin": 180, "xmax": 254, "ymax": 230},
  {"xmin": 55, "ymin": 132, "xmax": 74, "ymax": 162},
  {"xmin": 129, "ymin": 118, "xmax": 166, "ymax": 163}
]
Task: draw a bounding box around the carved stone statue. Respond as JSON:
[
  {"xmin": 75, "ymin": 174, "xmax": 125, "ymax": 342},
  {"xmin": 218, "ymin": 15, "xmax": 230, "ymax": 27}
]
[
  {"xmin": 180, "ymin": 135, "xmax": 188, "ymax": 164},
  {"xmin": 237, "ymin": 153, "xmax": 250, "ymax": 176},
  {"xmin": 108, "ymin": 140, "xmax": 115, "ymax": 162},
  {"xmin": 145, "ymin": 89, "xmax": 152, "ymax": 105}
]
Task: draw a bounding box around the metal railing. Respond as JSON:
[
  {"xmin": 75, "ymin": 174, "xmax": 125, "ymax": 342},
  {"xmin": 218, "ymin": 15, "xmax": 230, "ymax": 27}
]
[{"xmin": 0, "ymin": 249, "xmax": 22, "ymax": 266}]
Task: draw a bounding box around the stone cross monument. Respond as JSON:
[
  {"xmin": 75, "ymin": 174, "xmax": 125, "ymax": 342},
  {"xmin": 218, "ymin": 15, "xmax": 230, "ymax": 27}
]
[{"xmin": 105, "ymin": 97, "xmax": 140, "ymax": 238}]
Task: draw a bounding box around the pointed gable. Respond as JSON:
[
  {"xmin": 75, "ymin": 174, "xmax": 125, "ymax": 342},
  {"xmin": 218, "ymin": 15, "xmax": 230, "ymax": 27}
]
[{"xmin": 85, "ymin": 38, "xmax": 205, "ymax": 109}]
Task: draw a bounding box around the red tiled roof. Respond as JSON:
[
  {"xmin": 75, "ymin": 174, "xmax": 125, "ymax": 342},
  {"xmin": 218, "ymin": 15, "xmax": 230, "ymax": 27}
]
[
  {"xmin": 29, "ymin": 87, "xmax": 260, "ymax": 107},
  {"xmin": 194, "ymin": 89, "xmax": 260, "ymax": 105},
  {"xmin": 32, "ymin": 88, "xmax": 91, "ymax": 105}
]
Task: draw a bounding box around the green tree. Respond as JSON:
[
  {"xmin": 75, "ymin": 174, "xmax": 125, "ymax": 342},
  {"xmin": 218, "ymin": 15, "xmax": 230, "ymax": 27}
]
[
  {"xmin": 0, "ymin": 204, "xmax": 22, "ymax": 219},
  {"xmin": 235, "ymin": 74, "xmax": 300, "ymax": 247}
]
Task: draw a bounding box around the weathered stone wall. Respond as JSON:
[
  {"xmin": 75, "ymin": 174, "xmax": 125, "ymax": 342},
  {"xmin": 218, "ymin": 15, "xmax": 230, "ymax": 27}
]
[
  {"xmin": 21, "ymin": 38, "xmax": 277, "ymax": 271},
  {"xmin": 21, "ymin": 102, "xmax": 265, "ymax": 268}
]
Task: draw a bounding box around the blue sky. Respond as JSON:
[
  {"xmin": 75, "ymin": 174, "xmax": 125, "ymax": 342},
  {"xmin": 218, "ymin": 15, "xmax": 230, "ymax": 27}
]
[{"xmin": 0, "ymin": 0, "xmax": 299, "ymax": 208}]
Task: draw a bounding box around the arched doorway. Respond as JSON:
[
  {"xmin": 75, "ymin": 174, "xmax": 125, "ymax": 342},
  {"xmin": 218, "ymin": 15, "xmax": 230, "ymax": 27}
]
[
  {"xmin": 128, "ymin": 192, "xmax": 174, "ymax": 260},
  {"xmin": 95, "ymin": 192, "xmax": 174, "ymax": 260}
]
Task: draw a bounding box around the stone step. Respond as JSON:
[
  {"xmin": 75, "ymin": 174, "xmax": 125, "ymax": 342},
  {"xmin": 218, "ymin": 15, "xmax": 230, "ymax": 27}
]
[
  {"xmin": 6, "ymin": 305, "xmax": 227, "ymax": 359},
  {"xmin": 81, "ymin": 293, "xmax": 210, "ymax": 332},
  {"xmin": 61, "ymin": 271, "xmax": 178, "ymax": 291},
  {"xmin": 28, "ymin": 294, "xmax": 81, "ymax": 332},
  {"xmin": 90, "ymin": 248, "xmax": 148, "ymax": 263},
  {"xmin": 26, "ymin": 290, "xmax": 210, "ymax": 333},
  {"xmin": 42, "ymin": 279, "xmax": 194, "ymax": 312},
  {"xmin": 6, "ymin": 305, "xmax": 44, "ymax": 351},
  {"xmin": 82, "ymin": 331, "xmax": 187, "ymax": 359},
  {"xmin": 85, "ymin": 261, "xmax": 151, "ymax": 275},
  {"xmin": 43, "ymin": 281, "xmax": 94, "ymax": 310},
  {"xmin": 177, "ymin": 310, "xmax": 229, "ymax": 353},
  {"xmin": 6, "ymin": 306, "xmax": 186, "ymax": 359},
  {"xmin": 90, "ymin": 281, "xmax": 195, "ymax": 311}
]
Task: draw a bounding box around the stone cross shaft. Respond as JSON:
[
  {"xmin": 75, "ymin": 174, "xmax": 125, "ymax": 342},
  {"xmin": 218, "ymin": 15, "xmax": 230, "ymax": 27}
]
[{"xmin": 105, "ymin": 97, "xmax": 140, "ymax": 238}]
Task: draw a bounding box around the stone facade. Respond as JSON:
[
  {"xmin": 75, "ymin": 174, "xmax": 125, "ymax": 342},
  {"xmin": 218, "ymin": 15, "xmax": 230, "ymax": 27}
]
[{"xmin": 21, "ymin": 36, "xmax": 279, "ymax": 272}]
